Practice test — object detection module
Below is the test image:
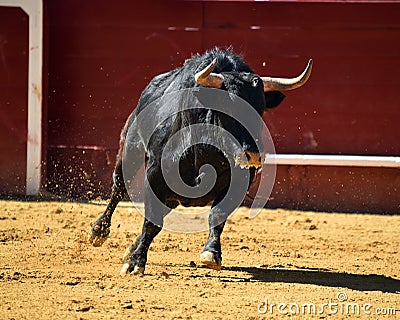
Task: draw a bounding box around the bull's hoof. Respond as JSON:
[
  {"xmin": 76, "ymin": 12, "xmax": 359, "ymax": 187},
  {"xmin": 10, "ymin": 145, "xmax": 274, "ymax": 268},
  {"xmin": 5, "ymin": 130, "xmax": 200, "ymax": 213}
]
[
  {"xmin": 89, "ymin": 218, "xmax": 111, "ymax": 247},
  {"xmin": 88, "ymin": 231, "xmax": 108, "ymax": 247},
  {"xmin": 89, "ymin": 214, "xmax": 111, "ymax": 247},
  {"xmin": 199, "ymin": 251, "xmax": 222, "ymax": 271},
  {"xmin": 120, "ymin": 262, "xmax": 145, "ymax": 276}
]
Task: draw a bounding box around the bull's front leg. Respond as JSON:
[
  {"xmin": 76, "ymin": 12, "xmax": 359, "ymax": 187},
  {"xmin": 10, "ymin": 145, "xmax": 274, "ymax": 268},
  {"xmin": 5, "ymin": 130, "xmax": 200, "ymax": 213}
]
[
  {"xmin": 120, "ymin": 219, "xmax": 162, "ymax": 275},
  {"xmin": 200, "ymin": 220, "xmax": 226, "ymax": 271},
  {"xmin": 120, "ymin": 177, "xmax": 170, "ymax": 275},
  {"xmin": 89, "ymin": 162, "xmax": 126, "ymax": 246},
  {"xmin": 200, "ymin": 192, "xmax": 233, "ymax": 271}
]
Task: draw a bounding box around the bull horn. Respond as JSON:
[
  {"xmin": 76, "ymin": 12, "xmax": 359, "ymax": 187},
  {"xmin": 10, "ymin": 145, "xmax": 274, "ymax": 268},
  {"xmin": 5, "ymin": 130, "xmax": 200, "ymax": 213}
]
[
  {"xmin": 261, "ymin": 59, "xmax": 313, "ymax": 92},
  {"xmin": 195, "ymin": 58, "xmax": 224, "ymax": 88}
]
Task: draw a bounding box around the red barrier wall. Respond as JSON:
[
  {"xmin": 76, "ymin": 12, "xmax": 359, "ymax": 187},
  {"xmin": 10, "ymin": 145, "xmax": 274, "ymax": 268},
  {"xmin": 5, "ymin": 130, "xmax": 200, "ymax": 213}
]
[
  {"xmin": 0, "ymin": 7, "xmax": 28, "ymax": 195},
  {"xmin": 45, "ymin": 0, "xmax": 203, "ymax": 196},
  {"xmin": 1, "ymin": 1, "xmax": 399, "ymax": 212}
]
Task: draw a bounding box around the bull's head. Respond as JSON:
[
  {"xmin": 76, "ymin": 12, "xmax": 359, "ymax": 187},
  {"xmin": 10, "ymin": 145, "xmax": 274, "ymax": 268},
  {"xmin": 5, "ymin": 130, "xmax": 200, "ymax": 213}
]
[
  {"xmin": 195, "ymin": 58, "xmax": 313, "ymax": 92},
  {"xmin": 194, "ymin": 58, "xmax": 313, "ymax": 168}
]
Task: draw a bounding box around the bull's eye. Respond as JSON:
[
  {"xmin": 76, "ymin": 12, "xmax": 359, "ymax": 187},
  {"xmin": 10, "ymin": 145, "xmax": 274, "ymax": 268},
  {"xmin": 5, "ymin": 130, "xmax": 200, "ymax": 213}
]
[{"xmin": 252, "ymin": 78, "xmax": 259, "ymax": 87}]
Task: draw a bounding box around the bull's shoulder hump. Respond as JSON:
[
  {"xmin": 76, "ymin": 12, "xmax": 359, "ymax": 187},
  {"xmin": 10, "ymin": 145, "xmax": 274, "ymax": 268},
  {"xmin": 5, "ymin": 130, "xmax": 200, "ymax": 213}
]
[
  {"xmin": 135, "ymin": 68, "xmax": 183, "ymax": 112},
  {"xmin": 148, "ymin": 68, "xmax": 181, "ymax": 89}
]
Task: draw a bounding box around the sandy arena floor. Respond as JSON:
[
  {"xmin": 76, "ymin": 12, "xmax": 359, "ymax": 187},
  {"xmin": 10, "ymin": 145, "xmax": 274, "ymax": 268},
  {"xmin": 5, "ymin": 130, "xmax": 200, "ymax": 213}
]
[{"xmin": 0, "ymin": 199, "xmax": 399, "ymax": 319}]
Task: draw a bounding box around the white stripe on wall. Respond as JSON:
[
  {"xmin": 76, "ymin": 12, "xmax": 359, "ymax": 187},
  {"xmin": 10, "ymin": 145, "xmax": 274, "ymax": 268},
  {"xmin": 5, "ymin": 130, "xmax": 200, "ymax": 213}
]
[{"xmin": 267, "ymin": 154, "xmax": 400, "ymax": 168}]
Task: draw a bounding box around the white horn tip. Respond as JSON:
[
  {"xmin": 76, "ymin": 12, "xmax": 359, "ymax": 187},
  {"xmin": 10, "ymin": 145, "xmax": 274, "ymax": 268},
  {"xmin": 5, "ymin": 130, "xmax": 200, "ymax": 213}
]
[{"xmin": 194, "ymin": 58, "xmax": 224, "ymax": 88}]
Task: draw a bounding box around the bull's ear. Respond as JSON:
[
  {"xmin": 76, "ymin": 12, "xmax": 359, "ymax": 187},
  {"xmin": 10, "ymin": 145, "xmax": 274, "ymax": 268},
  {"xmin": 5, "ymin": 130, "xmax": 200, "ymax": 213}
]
[{"xmin": 265, "ymin": 91, "xmax": 285, "ymax": 109}]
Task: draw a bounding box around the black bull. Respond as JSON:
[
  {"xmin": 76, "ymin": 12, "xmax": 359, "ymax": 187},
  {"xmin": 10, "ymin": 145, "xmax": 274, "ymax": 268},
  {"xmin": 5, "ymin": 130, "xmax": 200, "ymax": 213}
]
[{"xmin": 89, "ymin": 48, "xmax": 312, "ymax": 275}]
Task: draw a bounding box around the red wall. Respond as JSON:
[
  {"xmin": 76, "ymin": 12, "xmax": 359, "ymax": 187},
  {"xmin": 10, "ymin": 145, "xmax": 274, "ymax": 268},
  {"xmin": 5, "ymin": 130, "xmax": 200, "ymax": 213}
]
[
  {"xmin": 46, "ymin": 1, "xmax": 400, "ymax": 157},
  {"xmin": 2, "ymin": 1, "xmax": 399, "ymax": 212},
  {"xmin": 45, "ymin": 0, "xmax": 204, "ymax": 196},
  {"xmin": 0, "ymin": 7, "xmax": 28, "ymax": 195},
  {"xmin": 44, "ymin": 0, "xmax": 400, "ymax": 202}
]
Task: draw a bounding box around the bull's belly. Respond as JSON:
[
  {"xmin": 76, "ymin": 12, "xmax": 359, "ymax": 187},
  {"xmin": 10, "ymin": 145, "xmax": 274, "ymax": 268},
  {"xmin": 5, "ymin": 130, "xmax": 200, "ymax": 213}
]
[
  {"xmin": 163, "ymin": 166, "xmax": 231, "ymax": 208},
  {"xmin": 176, "ymin": 195, "xmax": 216, "ymax": 208},
  {"xmin": 147, "ymin": 149, "xmax": 253, "ymax": 208}
]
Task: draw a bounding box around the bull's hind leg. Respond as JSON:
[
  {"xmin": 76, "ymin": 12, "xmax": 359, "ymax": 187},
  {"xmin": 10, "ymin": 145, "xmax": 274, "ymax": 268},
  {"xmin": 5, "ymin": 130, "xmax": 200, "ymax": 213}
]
[{"xmin": 89, "ymin": 160, "xmax": 126, "ymax": 246}]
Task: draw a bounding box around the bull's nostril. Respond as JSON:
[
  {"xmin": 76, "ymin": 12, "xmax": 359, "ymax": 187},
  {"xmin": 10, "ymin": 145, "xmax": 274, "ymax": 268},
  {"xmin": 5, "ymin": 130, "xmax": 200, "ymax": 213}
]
[
  {"xmin": 245, "ymin": 152, "xmax": 251, "ymax": 161},
  {"xmin": 258, "ymin": 156, "xmax": 262, "ymax": 163}
]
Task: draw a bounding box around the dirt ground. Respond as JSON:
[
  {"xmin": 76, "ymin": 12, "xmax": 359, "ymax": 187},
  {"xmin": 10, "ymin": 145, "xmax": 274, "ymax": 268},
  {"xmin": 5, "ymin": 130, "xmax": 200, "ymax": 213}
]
[{"xmin": 0, "ymin": 199, "xmax": 399, "ymax": 319}]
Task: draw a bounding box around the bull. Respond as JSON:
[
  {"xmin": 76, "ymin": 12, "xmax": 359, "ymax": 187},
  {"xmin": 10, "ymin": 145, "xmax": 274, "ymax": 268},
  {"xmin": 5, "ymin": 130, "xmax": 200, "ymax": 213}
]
[{"xmin": 89, "ymin": 48, "xmax": 312, "ymax": 275}]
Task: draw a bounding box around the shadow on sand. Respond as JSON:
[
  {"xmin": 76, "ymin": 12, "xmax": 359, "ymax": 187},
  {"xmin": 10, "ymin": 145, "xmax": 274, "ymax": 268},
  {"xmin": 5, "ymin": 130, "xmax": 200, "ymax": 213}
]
[{"xmin": 221, "ymin": 266, "xmax": 400, "ymax": 293}]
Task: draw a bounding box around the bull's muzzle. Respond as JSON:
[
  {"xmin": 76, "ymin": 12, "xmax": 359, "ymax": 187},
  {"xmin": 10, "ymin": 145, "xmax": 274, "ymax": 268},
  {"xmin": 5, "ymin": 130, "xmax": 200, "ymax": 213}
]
[{"xmin": 235, "ymin": 151, "xmax": 264, "ymax": 169}]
